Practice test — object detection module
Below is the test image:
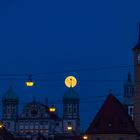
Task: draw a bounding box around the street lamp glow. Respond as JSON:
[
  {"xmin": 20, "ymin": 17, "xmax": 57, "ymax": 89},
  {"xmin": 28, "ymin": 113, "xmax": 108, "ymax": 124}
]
[
  {"xmin": 67, "ymin": 126, "xmax": 73, "ymax": 131},
  {"xmin": 83, "ymin": 135, "xmax": 88, "ymax": 140},
  {"xmin": 0, "ymin": 122, "xmax": 3, "ymax": 129},
  {"xmin": 26, "ymin": 75, "xmax": 34, "ymax": 87},
  {"xmin": 26, "ymin": 81, "xmax": 34, "ymax": 87},
  {"xmin": 65, "ymin": 76, "xmax": 77, "ymax": 88},
  {"xmin": 49, "ymin": 107, "xmax": 56, "ymax": 112}
]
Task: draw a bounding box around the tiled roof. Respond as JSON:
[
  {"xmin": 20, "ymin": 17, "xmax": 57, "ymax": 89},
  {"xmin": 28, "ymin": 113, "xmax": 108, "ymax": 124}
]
[{"xmin": 86, "ymin": 94, "xmax": 139, "ymax": 135}]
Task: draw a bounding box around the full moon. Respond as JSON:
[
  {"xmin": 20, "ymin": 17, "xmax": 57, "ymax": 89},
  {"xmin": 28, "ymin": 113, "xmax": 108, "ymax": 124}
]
[{"xmin": 65, "ymin": 76, "xmax": 77, "ymax": 88}]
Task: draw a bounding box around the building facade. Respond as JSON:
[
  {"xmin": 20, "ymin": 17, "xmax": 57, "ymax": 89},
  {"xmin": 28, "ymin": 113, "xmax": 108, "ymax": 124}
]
[
  {"xmin": 1, "ymin": 87, "xmax": 80, "ymax": 138},
  {"xmin": 63, "ymin": 87, "xmax": 80, "ymax": 134}
]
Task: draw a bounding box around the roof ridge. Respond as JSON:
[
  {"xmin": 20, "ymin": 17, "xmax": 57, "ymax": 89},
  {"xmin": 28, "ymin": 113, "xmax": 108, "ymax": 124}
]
[{"xmin": 86, "ymin": 94, "xmax": 139, "ymax": 135}]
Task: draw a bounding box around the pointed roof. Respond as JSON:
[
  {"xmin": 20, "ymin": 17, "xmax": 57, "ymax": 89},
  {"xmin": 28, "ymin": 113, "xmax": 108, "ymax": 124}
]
[
  {"xmin": 86, "ymin": 94, "xmax": 138, "ymax": 135},
  {"xmin": 133, "ymin": 23, "xmax": 140, "ymax": 50}
]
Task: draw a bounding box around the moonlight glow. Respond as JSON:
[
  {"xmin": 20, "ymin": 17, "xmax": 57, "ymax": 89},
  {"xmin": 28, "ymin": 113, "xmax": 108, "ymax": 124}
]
[{"xmin": 65, "ymin": 76, "xmax": 77, "ymax": 88}]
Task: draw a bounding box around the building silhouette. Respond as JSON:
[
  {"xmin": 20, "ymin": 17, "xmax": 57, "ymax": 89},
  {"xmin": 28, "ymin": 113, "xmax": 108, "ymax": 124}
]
[
  {"xmin": 133, "ymin": 24, "xmax": 140, "ymax": 133},
  {"xmin": 86, "ymin": 93, "xmax": 138, "ymax": 140},
  {"xmin": 123, "ymin": 71, "xmax": 134, "ymax": 119}
]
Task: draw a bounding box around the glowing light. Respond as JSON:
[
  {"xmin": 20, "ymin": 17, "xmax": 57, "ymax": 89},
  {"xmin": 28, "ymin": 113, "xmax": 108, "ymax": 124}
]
[
  {"xmin": 65, "ymin": 76, "xmax": 77, "ymax": 88},
  {"xmin": 49, "ymin": 107, "xmax": 56, "ymax": 112},
  {"xmin": 0, "ymin": 123, "xmax": 3, "ymax": 129},
  {"xmin": 67, "ymin": 126, "xmax": 73, "ymax": 131},
  {"xmin": 83, "ymin": 135, "xmax": 88, "ymax": 140},
  {"xmin": 26, "ymin": 81, "xmax": 34, "ymax": 87},
  {"xmin": 26, "ymin": 75, "xmax": 34, "ymax": 87}
]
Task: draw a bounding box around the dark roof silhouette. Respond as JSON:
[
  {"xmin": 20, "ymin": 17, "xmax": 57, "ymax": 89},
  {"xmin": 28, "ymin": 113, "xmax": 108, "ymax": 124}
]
[
  {"xmin": 0, "ymin": 126, "xmax": 15, "ymax": 140},
  {"xmin": 54, "ymin": 135, "xmax": 81, "ymax": 140},
  {"xmin": 32, "ymin": 133, "xmax": 47, "ymax": 140},
  {"xmin": 16, "ymin": 138, "xmax": 31, "ymax": 140},
  {"xmin": 86, "ymin": 94, "xmax": 139, "ymax": 135},
  {"xmin": 133, "ymin": 23, "xmax": 140, "ymax": 50}
]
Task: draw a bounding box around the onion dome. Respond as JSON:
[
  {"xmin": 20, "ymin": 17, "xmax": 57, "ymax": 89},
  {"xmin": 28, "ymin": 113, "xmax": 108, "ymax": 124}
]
[
  {"xmin": 63, "ymin": 87, "xmax": 79, "ymax": 101},
  {"xmin": 2, "ymin": 86, "xmax": 18, "ymax": 103}
]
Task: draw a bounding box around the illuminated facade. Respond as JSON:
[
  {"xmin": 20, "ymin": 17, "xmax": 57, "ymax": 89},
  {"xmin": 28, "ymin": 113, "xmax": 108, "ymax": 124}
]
[
  {"xmin": 63, "ymin": 87, "xmax": 80, "ymax": 134},
  {"xmin": 1, "ymin": 86, "xmax": 80, "ymax": 138},
  {"xmin": 17, "ymin": 98, "xmax": 62, "ymax": 137}
]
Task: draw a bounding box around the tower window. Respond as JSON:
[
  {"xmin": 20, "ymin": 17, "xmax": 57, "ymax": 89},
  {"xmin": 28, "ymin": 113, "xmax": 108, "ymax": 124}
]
[
  {"xmin": 68, "ymin": 108, "xmax": 71, "ymax": 113},
  {"xmin": 56, "ymin": 122, "xmax": 59, "ymax": 126},
  {"xmin": 126, "ymin": 88, "xmax": 129, "ymax": 96},
  {"xmin": 73, "ymin": 108, "xmax": 76, "ymax": 113},
  {"xmin": 128, "ymin": 106, "xmax": 134, "ymax": 114},
  {"xmin": 68, "ymin": 122, "xmax": 71, "ymax": 125}
]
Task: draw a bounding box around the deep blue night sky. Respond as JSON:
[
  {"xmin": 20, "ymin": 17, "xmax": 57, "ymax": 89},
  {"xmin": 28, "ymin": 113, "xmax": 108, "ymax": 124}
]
[{"xmin": 0, "ymin": 0, "xmax": 140, "ymax": 130}]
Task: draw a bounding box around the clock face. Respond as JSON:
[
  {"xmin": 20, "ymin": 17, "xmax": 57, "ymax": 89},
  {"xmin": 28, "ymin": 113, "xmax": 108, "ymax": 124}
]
[{"xmin": 138, "ymin": 54, "xmax": 140, "ymax": 64}]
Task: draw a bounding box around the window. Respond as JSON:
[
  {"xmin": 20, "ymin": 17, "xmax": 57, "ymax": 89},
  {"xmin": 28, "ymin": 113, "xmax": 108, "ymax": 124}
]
[
  {"xmin": 68, "ymin": 122, "xmax": 71, "ymax": 125},
  {"xmin": 126, "ymin": 88, "xmax": 129, "ymax": 96},
  {"xmin": 56, "ymin": 122, "xmax": 59, "ymax": 126},
  {"xmin": 73, "ymin": 108, "xmax": 76, "ymax": 113},
  {"xmin": 7, "ymin": 122, "xmax": 10, "ymax": 128},
  {"xmin": 128, "ymin": 106, "xmax": 134, "ymax": 115}
]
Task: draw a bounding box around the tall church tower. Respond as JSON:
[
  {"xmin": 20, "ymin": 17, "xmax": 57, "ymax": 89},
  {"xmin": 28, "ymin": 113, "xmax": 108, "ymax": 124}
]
[
  {"xmin": 133, "ymin": 24, "xmax": 140, "ymax": 133},
  {"xmin": 124, "ymin": 72, "xmax": 134, "ymax": 119},
  {"xmin": 63, "ymin": 87, "xmax": 80, "ymax": 135},
  {"xmin": 2, "ymin": 86, "xmax": 19, "ymax": 133}
]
